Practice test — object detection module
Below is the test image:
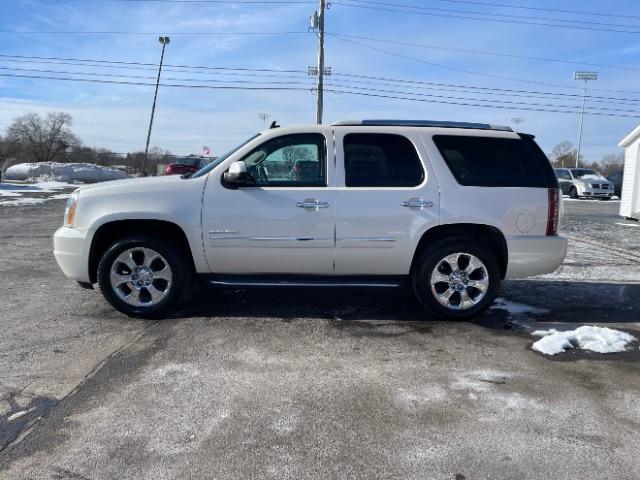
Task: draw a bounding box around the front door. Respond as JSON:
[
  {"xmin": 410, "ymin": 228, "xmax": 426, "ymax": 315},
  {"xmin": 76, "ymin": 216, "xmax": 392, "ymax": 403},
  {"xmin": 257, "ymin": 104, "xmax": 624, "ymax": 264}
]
[{"xmin": 202, "ymin": 130, "xmax": 336, "ymax": 274}]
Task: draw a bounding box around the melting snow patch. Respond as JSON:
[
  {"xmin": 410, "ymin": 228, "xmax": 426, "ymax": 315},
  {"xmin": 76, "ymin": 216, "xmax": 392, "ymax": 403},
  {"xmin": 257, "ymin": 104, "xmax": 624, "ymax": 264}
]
[
  {"xmin": 531, "ymin": 326, "xmax": 637, "ymax": 355},
  {"xmin": 615, "ymin": 222, "xmax": 639, "ymax": 228},
  {"xmin": 491, "ymin": 298, "xmax": 548, "ymax": 315},
  {"xmin": 0, "ymin": 197, "xmax": 47, "ymax": 207}
]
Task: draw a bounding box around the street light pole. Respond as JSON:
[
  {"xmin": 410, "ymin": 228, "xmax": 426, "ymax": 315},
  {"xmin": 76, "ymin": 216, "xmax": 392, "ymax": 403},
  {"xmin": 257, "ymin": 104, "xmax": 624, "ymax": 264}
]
[
  {"xmin": 142, "ymin": 36, "xmax": 170, "ymax": 176},
  {"xmin": 573, "ymin": 70, "xmax": 598, "ymax": 169}
]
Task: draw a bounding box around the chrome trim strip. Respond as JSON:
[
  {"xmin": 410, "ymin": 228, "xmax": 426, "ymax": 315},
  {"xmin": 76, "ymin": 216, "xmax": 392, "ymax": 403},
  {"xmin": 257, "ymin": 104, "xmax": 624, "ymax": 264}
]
[
  {"xmin": 208, "ymin": 280, "xmax": 401, "ymax": 288},
  {"xmin": 209, "ymin": 230, "xmax": 239, "ymax": 234},
  {"xmin": 337, "ymin": 236, "xmax": 397, "ymax": 242},
  {"xmin": 209, "ymin": 236, "xmax": 333, "ymax": 242}
]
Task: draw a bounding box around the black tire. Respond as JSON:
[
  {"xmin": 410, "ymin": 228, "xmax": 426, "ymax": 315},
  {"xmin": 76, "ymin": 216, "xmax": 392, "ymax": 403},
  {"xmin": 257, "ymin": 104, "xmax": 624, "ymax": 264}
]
[
  {"xmin": 412, "ymin": 238, "xmax": 501, "ymax": 320},
  {"xmin": 97, "ymin": 235, "xmax": 189, "ymax": 318},
  {"xmin": 569, "ymin": 187, "xmax": 579, "ymax": 199}
]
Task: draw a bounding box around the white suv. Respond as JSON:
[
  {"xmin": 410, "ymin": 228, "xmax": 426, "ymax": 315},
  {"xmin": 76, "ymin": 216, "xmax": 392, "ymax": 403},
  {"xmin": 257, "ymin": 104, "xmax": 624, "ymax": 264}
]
[{"xmin": 54, "ymin": 120, "xmax": 567, "ymax": 319}]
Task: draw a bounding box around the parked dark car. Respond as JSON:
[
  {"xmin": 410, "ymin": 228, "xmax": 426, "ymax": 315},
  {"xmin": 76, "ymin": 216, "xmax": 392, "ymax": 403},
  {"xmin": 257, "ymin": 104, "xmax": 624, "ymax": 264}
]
[
  {"xmin": 165, "ymin": 157, "xmax": 210, "ymax": 176},
  {"xmin": 607, "ymin": 171, "xmax": 624, "ymax": 197}
]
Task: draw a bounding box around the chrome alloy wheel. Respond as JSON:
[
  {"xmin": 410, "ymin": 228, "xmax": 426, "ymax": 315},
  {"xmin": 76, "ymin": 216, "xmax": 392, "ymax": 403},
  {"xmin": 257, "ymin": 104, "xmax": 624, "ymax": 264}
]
[
  {"xmin": 429, "ymin": 252, "xmax": 489, "ymax": 311},
  {"xmin": 109, "ymin": 247, "xmax": 173, "ymax": 307}
]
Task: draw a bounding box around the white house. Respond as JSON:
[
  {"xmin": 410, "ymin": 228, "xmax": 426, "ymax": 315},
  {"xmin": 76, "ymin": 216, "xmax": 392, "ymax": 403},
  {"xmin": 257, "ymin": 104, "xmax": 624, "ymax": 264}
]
[{"xmin": 618, "ymin": 125, "xmax": 640, "ymax": 220}]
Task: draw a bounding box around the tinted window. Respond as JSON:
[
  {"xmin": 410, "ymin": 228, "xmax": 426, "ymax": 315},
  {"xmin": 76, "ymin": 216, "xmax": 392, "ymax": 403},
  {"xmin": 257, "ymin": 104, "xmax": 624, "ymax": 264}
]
[
  {"xmin": 242, "ymin": 133, "xmax": 326, "ymax": 187},
  {"xmin": 433, "ymin": 135, "xmax": 555, "ymax": 188},
  {"xmin": 570, "ymin": 168, "xmax": 597, "ymax": 178},
  {"xmin": 555, "ymin": 169, "xmax": 572, "ymax": 180},
  {"xmin": 344, "ymin": 133, "xmax": 424, "ymax": 187}
]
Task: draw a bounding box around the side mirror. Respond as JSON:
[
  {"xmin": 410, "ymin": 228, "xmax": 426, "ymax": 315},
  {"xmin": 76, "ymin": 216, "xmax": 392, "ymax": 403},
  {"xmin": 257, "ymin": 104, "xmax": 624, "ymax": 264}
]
[{"xmin": 223, "ymin": 161, "xmax": 255, "ymax": 187}]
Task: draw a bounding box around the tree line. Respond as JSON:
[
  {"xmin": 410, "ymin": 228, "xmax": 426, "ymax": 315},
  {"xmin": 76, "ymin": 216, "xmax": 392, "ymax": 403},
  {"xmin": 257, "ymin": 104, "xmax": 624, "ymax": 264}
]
[
  {"xmin": 548, "ymin": 141, "xmax": 624, "ymax": 176},
  {"xmin": 0, "ymin": 112, "xmax": 174, "ymax": 174},
  {"xmin": 0, "ymin": 111, "xmax": 626, "ymax": 177}
]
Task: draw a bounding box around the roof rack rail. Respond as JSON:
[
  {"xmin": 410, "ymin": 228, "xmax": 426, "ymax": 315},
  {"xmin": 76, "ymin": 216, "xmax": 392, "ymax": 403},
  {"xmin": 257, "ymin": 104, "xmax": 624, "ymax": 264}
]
[{"xmin": 332, "ymin": 119, "xmax": 513, "ymax": 132}]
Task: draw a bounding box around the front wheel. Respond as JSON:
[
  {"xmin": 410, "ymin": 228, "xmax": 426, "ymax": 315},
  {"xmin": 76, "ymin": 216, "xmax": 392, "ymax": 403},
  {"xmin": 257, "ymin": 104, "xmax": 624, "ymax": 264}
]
[
  {"xmin": 569, "ymin": 187, "xmax": 579, "ymax": 199},
  {"xmin": 97, "ymin": 235, "xmax": 189, "ymax": 318},
  {"xmin": 413, "ymin": 239, "xmax": 501, "ymax": 319}
]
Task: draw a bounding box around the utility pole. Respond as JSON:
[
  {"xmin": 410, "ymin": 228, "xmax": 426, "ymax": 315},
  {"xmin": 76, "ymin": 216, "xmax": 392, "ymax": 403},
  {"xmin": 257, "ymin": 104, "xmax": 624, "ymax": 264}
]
[
  {"xmin": 142, "ymin": 35, "xmax": 170, "ymax": 176},
  {"xmin": 310, "ymin": 0, "xmax": 326, "ymax": 124},
  {"xmin": 573, "ymin": 70, "xmax": 598, "ymax": 169}
]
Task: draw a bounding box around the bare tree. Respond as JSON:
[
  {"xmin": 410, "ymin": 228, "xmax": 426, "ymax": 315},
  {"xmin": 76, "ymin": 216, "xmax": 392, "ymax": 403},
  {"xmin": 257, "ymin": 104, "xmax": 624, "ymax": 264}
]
[
  {"xmin": 600, "ymin": 153, "xmax": 624, "ymax": 177},
  {"xmin": 550, "ymin": 141, "xmax": 579, "ymax": 168},
  {"xmin": 6, "ymin": 112, "xmax": 80, "ymax": 163}
]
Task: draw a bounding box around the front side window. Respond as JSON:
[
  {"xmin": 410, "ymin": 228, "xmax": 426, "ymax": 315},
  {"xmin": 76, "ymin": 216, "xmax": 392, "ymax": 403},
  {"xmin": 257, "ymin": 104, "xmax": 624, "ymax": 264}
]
[
  {"xmin": 241, "ymin": 133, "xmax": 326, "ymax": 187},
  {"xmin": 433, "ymin": 135, "xmax": 552, "ymax": 188},
  {"xmin": 343, "ymin": 133, "xmax": 424, "ymax": 187},
  {"xmin": 555, "ymin": 169, "xmax": 571, "ymax": 180}
]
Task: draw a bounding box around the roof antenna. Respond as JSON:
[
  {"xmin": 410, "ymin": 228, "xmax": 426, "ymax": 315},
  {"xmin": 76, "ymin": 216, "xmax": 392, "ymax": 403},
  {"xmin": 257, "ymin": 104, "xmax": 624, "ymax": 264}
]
[{"xmin": 269, "ymin": 120, "xmax": 280, "ymax": 129}]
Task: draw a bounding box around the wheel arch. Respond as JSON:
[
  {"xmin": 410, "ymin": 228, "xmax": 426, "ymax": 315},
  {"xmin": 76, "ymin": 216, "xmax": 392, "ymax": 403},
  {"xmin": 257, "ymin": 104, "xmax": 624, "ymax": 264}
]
[
  {"xmin": 410, "ymin": 223, "xmax": 508, "ymax": 279},
  {"xmin": 88, "ymin": 219, "xmax": 196, "ymax": 284}
]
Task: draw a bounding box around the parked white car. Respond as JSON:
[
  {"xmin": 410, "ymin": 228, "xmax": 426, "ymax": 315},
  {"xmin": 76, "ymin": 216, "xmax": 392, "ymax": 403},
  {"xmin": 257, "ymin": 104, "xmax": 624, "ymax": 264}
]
[
  {"xmin": 54, "ymin": 120, "xmax": 567, "ymax": 319},
  {"xmin": 554, "ymin": 168, "xmax": 614, "ymax": 200}
]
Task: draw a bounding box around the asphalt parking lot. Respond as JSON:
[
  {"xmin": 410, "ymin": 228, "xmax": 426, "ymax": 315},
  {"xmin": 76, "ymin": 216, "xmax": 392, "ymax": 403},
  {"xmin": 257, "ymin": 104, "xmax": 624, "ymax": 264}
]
[{"xmin": 0, "ymin": 194, "xmax": 639, "ymax": 480}]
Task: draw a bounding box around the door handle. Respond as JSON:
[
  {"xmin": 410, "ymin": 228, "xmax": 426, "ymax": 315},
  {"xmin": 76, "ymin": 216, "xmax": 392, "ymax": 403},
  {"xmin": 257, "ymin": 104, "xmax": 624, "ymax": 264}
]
[
  {"xmin": 401, "ymin": 198, "xmax": 433, "ymax": 210},
  {"xmin": 297, "ymin": 199, "xmax": 330, "ymax": 211}
]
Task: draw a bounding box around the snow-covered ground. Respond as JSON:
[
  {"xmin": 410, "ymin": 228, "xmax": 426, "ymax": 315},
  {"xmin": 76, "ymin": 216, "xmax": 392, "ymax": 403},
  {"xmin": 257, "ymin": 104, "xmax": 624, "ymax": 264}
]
[
  {"xmin": 5, "ymin": 162, "xmax": 128, "ymax": 183},
  {"xmin": 0, "ymin": 181, "xmax": 75, "ymax": 206},
  {"xmin": 531, "ymin": 326, "xmax": 637, "ymax": 355}
]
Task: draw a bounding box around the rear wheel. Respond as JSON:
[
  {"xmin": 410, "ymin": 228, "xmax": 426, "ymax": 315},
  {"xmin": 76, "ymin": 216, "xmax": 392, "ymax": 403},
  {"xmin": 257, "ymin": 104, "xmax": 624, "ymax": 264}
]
[
  {"xmin": 413, "ymin": 239, "xmax": 500, "ymax": 319},
  {"xmin": 97, "ymin": 235, "xmax": 189, "ymax": 318},
  {"xmin": 569, "ymin": 187, "xmax": 579, "ymax": 199}
]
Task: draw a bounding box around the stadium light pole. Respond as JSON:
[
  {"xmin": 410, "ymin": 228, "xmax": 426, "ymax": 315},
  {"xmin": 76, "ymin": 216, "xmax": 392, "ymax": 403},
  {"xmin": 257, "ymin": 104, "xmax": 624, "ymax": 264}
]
[
  {"xmin": 573, "ymin": 70, "xmax": 598, "ymax": 169},
  {"xmin": 142, "ymin": 36, "xmax": 170, "ymax": 176}
]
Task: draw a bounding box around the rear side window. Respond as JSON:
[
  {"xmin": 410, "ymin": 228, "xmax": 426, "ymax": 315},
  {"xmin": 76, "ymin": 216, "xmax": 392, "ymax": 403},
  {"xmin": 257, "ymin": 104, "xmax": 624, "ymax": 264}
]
[
  {"xmin": 433, "ymin": 135, "xmax": 556, "ymax": 188},
  {"xmin": 344, "ymin": 133, "xmax": 424, "ymax": 187}
]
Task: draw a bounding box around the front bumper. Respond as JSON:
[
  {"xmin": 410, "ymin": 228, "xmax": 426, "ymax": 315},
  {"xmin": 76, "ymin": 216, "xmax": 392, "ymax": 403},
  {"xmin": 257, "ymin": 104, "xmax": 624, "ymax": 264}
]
[
  {"xmin": 53, "ymin": 226, "xmax": 92, "ymax": 283},
  {"xmin": 505, "ymin": 235, "xmax": 568, "ymax": 279},
  {"xmin": 579, "ymin": 186, "xmax": 613, "ymax": 198}
]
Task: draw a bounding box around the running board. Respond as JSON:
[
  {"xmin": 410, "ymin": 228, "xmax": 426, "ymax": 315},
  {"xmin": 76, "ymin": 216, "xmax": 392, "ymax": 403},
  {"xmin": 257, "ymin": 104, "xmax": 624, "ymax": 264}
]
[{"xmin": 201, "ymin": 274, "xmax": 406, "ymax": 288}]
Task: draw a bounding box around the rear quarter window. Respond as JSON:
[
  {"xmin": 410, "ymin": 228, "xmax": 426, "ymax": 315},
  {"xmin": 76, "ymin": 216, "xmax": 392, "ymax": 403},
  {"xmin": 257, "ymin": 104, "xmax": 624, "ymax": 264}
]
[{"xmin": 433, "ymin": 134, "xmax": 557, "ymax": 188}]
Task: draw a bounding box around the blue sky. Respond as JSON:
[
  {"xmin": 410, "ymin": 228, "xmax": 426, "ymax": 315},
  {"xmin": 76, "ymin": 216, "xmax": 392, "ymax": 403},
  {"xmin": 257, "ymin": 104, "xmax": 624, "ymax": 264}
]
[{"xmin": 0, "ymin": 0, "xmax": 639, "ymax": 162}]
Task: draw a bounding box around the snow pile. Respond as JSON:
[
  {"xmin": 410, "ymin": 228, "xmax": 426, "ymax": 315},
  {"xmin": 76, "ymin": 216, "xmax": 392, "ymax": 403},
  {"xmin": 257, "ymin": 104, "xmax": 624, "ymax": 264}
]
[
  {"xmin": 5, "ymin": 162, "xmax": 128, "ymax": 183},
  {"xmin": 531, "ymin": 326, "xmax": 637, "ymax": 355}
]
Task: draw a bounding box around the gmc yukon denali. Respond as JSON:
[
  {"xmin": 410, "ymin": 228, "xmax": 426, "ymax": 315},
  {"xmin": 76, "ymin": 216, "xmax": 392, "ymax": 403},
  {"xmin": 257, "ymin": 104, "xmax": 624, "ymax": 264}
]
[{"xmin": 53, "ymin": 119, "xmax": 567, "ymax": 319}]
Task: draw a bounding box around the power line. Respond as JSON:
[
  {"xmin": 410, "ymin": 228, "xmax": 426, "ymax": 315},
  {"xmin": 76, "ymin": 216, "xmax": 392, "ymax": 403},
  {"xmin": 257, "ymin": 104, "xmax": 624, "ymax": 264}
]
[
  {"xmin": 351, "ymin": 0, "xmax": 640, "ymax": 21},
  {"xmin": 342, "ymin": 0, "xmax": 640, "ymax": 31},
  {"xmin": 329, "ymin": 33, "xmax": 640, "ymax": 73},
  {"xmin": 2, "ymin": 70, "xmax": 639, "ymax": 119},
  {"xmin": 0, "ymin": 72, "xmax": 313, "ymax": 91},
  {"xmin": 325, "ymin": 88, "xmax": 640, "ymax": 119},
  {"xmin": 0, "ymin": 66, "xmax": 315, "ymax": 86},
  {"xmin": 0, "ymin": 30, "xmax": 310, "ymax": 36},
  {"xmin": 323, "ymin": 82, "xmax": 640, "ymax": 114},
  {"xmin": 332, "ymin": 1, "xmax": 640, "ymax": 34},
  {"xmin": 114, "ymin": 0, "xmax": 640, "ymax": 20},
  {"xmin": 3, "ymin": 52, "xmax": 640, "ymax": 100},
  {"xmin": 327, "ymin": 33, "xmax": 640, "ymax": 95}
]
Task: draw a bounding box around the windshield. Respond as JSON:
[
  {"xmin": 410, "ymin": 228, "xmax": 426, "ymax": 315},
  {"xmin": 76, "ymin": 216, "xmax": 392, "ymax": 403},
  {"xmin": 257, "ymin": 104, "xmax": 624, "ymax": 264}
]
[
  {"xmin": 191, "ymin": 133, "xmax": 261, "ymax": 178},
  {"xmin": 571, "ymin": 168, "xmax": 598, "ymax": 178}
]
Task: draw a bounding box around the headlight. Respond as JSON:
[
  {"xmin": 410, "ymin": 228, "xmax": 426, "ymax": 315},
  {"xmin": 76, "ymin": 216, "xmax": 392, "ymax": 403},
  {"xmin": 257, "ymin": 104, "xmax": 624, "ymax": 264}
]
[{"xmin": 64, "ymin": 190, "xmax": 80, "ymax": 227}]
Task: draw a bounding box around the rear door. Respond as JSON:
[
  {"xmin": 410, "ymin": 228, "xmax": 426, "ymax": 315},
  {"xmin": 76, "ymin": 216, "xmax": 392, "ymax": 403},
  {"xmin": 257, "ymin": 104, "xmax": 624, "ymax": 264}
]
[{"xmin": 333, "ymin": 127, "xmax": 439, "ymax": 275}]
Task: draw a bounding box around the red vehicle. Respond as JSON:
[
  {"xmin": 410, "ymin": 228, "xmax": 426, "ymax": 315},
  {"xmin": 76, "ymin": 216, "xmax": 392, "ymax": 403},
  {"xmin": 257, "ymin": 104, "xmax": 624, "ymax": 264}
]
[{"xmin": 165, "ymin": 157, "xmax": 209, "ymax": 176}]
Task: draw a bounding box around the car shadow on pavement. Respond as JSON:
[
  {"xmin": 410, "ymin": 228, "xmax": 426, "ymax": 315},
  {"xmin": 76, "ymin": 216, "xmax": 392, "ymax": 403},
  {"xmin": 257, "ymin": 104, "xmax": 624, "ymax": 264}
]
[{"xmin": 169, "ymin": 279, "xmax": 640, "ymax": 328}]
